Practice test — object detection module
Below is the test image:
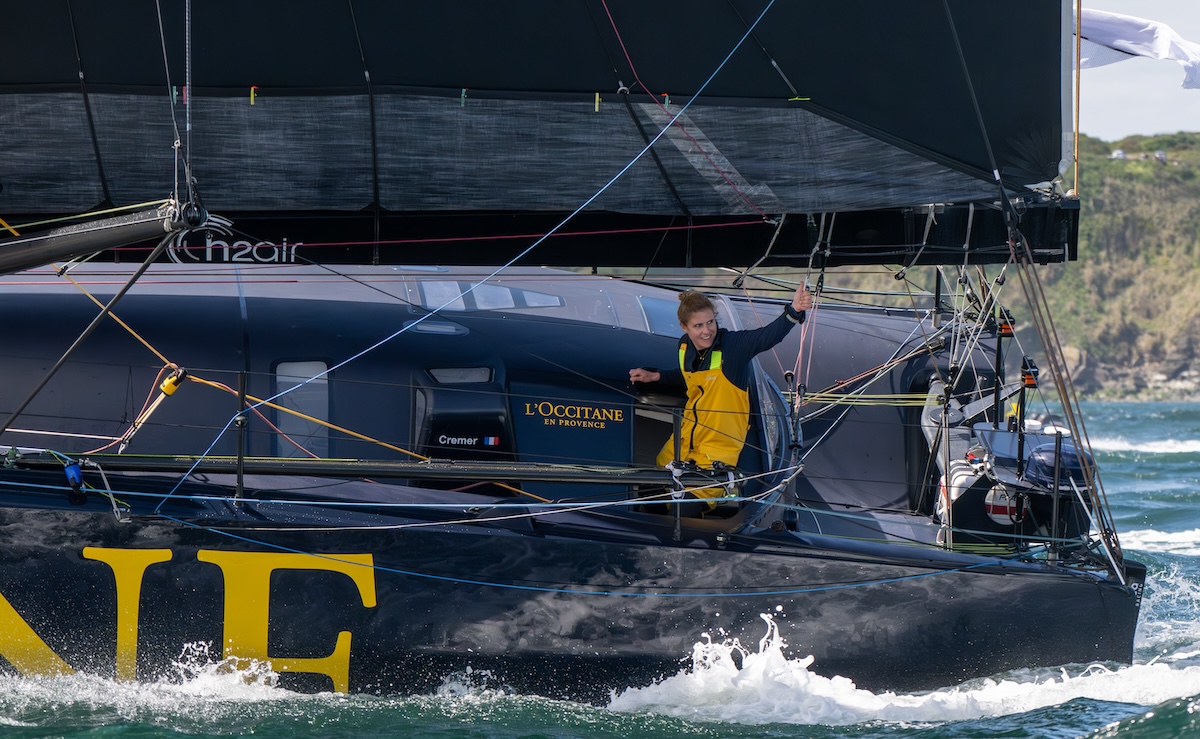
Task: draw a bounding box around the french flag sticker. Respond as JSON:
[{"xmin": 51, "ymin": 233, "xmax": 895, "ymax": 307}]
[{"xmin": 484, "ymin": 436, "xmax": 500, "ymax": 446}]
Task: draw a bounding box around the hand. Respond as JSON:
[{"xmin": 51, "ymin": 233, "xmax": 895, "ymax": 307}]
[
  {"xmin": 629, "ymin": 368, "xmax": 660, "ymax": 383},
  {"xmin": 793, "ymin": 286, "xmax": 813, "ymax": 312}
]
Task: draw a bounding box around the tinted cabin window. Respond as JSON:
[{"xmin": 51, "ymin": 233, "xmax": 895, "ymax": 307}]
[
  {"xmin": 275, "ymin": 361, "xmax": 329, "ymax": 458},
  {"xmin": 418, "ymin": 281, "xmax": 562, "ymax": 312},
  {"xmin": 639, "ymin": 296, "xmax": 681, "ymax": 337}
]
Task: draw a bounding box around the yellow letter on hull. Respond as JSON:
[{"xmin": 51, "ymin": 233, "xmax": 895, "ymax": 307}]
[
  {"xmin": 83, "ymin": 547, "xmax": 174, "ymax": 680},
  {"xmin": 198, "ymin": 551, "xmax": 377, "ymax": 692},
  {"xmin": 0, "ymin": 594, "xmax": 74, "ymax": 676}
]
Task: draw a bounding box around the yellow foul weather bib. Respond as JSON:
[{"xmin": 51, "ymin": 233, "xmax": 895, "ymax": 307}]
[{"xmin": 655, "ymin": 344, "xmax": 751, "ymax": 471}]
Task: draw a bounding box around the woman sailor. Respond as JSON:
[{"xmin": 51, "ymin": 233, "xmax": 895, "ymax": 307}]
[{"xmin": 629, "ymin": 284, "xmax": 811, "ymax": 510}]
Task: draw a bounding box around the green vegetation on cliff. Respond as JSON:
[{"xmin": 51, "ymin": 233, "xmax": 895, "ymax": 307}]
[{"xmin": 1047, "ymin": 132, "xmax": 1200, "ymax": 394}]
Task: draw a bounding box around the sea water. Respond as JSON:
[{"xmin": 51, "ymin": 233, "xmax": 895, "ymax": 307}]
[{"xmin": 1, "ymin": 401, "xmax": 1198, "ymax": 738}]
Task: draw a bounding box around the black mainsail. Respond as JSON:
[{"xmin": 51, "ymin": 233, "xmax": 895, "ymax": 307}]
[{"xmin": 0, "ymin": 0, "xmax": 1076, "ymax": 267}]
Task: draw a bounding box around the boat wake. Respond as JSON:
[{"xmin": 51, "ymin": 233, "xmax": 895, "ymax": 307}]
[
  {"xmin": 607, "ymin": 612, "xmax": 1200, "ymax": 726},
  {"xmin": 1122, "ymin": 528, "xmax": 1200, "ymax": 556},
  {"xmin": 1089, "ymin": 436, "xmax": 1200, "ymax": 454},
  {"xmin": 0, "ymin": 641, "xmax": 296, "ymax": 731}
]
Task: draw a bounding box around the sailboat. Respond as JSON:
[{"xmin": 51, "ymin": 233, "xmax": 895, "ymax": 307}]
[{"xmin": 0, "ymin": 1, "xmax": 1143, "ymax": 701}]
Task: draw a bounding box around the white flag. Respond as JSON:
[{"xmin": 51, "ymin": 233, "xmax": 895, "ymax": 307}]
[{"xmin": 1080, "ymin": 8, "xmax": 1200, "ymax": 89}]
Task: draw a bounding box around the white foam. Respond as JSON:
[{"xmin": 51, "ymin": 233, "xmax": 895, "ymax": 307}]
[
  {"xmin": 1088, "ymin": 437, "xmax": 1200, "ymax": 454},
  {"xmin": 1122, "ymin": 528, "xmax": 1200, "ymax": 556},
  {"xmin": 0, "ymin": 717, "xmax": 34, "ymax": 727},
  {"xmin": 608, "ymin": 614, "xmax": 1200, "ymax": 726},
  {"xmin": 0, "ymin": 642, "xmax": 297, "ymax": 727}
]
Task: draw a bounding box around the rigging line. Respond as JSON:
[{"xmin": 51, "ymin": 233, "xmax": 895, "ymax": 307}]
[
  {"xmin": 1010, "ymin": 256, "xmax": 1120, "ymax": 552},
  {"xmin": 197, "ymin": 373, "xmax": 543, "ymax": 496},
  {"xmin": 621, "ymin": 95, "xmax": 695, "ymax": 220},
  {"xmin": 30, "ymin": 258, "xmax": 373, "ymax": 462},
  {"xmin": 1069, "ymin": 477, "xmax": 1124, "ymax": 585},
  {"xmin": 641, "ymin": 216, "xmax": 681, "ymax": 281},
  {"xmin": 184, "ymin": 0, "xmax": 193, "ymax": 202},
  {"xmin": 0, "ymin": 234, "xmax": 174, "ymax": 440},
  {"xmin": 42, "ymin": 460, "xmax": 784, "ymax": 511},
  {"xmin": 50, "ymin": 264, "xmax": 172, "ymax": 366},
  {"xmin": 187, "ymin": 376, "xmax": 426, "ymax": 462},
  {"xmin": 154, "ymin": 512, "xmax": 997, "ymax": 598},
  {"xmin": 722, "ymin": 0, "xmax": 802, "ymax": 98},
  {"xmin": 732, "ymin": 214, "xmax": 787, "ymax": 290},
  {"xmin": 937, "ymin": 266, "xmax": 965, "ymax": 372},
  {"xmin": 152, "ymin": 0, "xmax": 784, "ymax": 511},
  {"xmin": 84, "ymin": 365, "xmax": 172, "ymax": 455},
  {"xmin": 1004, "ymin": 260, "xmax": 1118, "ymax": 555},
  {"xmin": 899, "ymin": 274, "xmax": 950, "ymax": 392},
  {"xmin": 4, "ymin": 428, "xmax": 120, "ymax": 442},
  {"xmin": 940, "ymin": 268, "xmax": 982, "ymax": 378},
  {"xmin": 1074, "ymin": 0, "xmax": 1082, "ymax": 195},
  {"xmin": 164, "ymin": 379, "xmax": 321, "ymax": 458},
  {"xmin": 799, "ymin": 271, "xmax": 824, "ymax": 390},
  {"xmin": 598, "ymin": 0, "xmax": 770, "ymax": 218},
  {"xmin": 955, "ymin": 319, "xmax": 1003, "ymax": 405},
  {"xmin": 953, "ymin": 268, "xmax": 1007, "ymax": 379},
  {"xmin": 581, "ymin": 1, "xmax": 694, "ymax": 275},
  {"xmin": 895, "ymin": 208, "xmax": 939, "ymax": 279},
  {"xmin": 345, "ymin": 0, "xmax": 382, "ymax": 259},
  {"xmin": 64, "ymin": 0, "xmax": 112, "ymax": 207},
  {"xmin": 795, "ymin": 214, "xmax": 832, "ymax": 394},
  {"xmin": 796, "ymin": 334, "xmax": 944, "ymax": 414},
  {"xmin": 153, "ymin": 0, "xmax": 185, "ymax": 203},
  {"xmin": 797, "ymin": 321, "xmax": 932, "ymax": 463},
  {"xmin": 939, "ymin": 0, "xmax": 1022, "ymax": 232}
]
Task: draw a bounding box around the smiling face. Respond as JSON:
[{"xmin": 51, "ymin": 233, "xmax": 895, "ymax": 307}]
[{"xmin": 681, "ymin": 308, "xmax": 718, "ymax": 351}]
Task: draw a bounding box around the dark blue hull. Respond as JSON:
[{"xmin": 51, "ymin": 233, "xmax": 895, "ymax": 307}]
[{"xmin": 0, "ymin": 492, "xmax": 1143, "ymax": 703}]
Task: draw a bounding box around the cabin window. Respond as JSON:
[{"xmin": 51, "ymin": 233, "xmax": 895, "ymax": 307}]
[
  {"xmin": 429, "ymin": 367, "xmax": 492, "ymax": 384},
  {"xmin": 421, "ymin": 281, "xmax": 467, "ymax": 311},
  {"xmin": 274, "ymin": 361, "xmax": 330, "ymax": 458},
  {"xmin": 731, "ymin": 301, "xmax": 771, "ymax": 330},
  {"xmin": 417, "ymin": 281, "xmax": 562, "ymax": 312},
  {"xmin": 522, "ymin": 290, "xmax": 561, "ymax": 307},
  {"xmin": 474, "ymin": 283, "xmax": 516, "ymax": 309},
  {"xmin": 639, "ymin": 296, "xmax": 682, "ymax": 337}
]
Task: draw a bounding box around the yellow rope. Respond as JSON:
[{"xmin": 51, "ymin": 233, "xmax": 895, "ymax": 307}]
[
  {"xmin": 187, "ymin": 376, "xmax": 539, "ymax": 499},
  {"xmin": 187, "ymin": 376, "xmax": 429, "ymax": 461},
  {"xmin": 51, "ymin": 264, "xmax": 173, "ymax": 366},
  {"xmin": 799, "ymin": 392, "xmax": 935, "ymax": 407}
]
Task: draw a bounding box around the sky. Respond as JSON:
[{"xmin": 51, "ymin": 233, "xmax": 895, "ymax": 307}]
[{"xmin": 1080, "ymin": 0, "xmax": 1200, "ymax": 141}]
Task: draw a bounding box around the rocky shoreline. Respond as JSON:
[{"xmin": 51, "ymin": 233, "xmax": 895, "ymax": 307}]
[
  {"xmin": 1033, "ymin": 345, "xmax": 1200, "ymax": 401},
  {"xmin": 1078, "ymin": 362, "xmax": 1200, "ymax": 401}
]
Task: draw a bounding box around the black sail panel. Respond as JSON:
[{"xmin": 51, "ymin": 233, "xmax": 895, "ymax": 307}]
[{"xmin": 0, "ymin": 0, "xmax": 1076, "ymax": 266}]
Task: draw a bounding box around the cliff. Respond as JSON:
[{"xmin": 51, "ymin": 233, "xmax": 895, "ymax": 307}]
[{"xmin": 1047, "ymin": 132, "xmax": 1200, "ymax": 398}]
